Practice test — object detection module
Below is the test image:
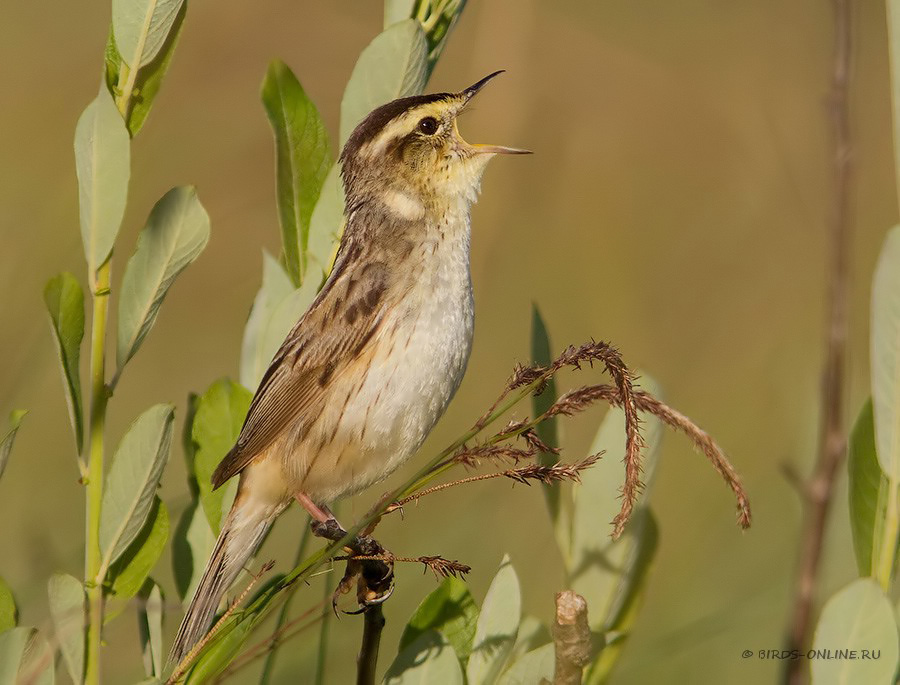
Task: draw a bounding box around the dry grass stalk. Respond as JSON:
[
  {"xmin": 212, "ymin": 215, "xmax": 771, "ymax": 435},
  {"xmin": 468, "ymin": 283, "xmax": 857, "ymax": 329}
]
[
  {"xmin": 561, "ymin": 384, "xmax": 752, "ymax": 530},
  {"xmin": 471, "ymin": 341, "xmax": 644, "ymax": 538},
  {"xmin": 388, "ymin": 455, "xmax": 603, "ymax": 510},
  {"xmin": 166, "ymin": 560, "xmax": 275, "ymax": 684},
  {"xmin": 335, "ymin": 553, "xmax": 471, "ymax": 579}
]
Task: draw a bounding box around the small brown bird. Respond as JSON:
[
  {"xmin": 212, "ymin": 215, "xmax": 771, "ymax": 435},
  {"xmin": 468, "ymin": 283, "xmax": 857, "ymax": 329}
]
[{"xmin": 170, "ymin": 72, "xmax": 529, "ymax": 662}]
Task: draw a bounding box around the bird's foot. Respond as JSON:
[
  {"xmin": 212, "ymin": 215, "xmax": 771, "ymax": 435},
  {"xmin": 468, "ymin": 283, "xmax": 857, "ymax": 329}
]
[{"xmin": 310, "ymin": 519, "xmax": 394, "ymax": 614}]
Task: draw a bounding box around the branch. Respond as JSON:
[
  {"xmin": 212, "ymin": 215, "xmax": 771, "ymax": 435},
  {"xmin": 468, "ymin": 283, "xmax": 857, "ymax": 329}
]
[
  {"xmin": 784, "ymin": 0, "xmax": 852, "ymax": 680},
  {"xmin": 552, "ymin": 591, "xmax": 592, "ymax": 685},
  {"xmin": 356, "ymin": 606, "xmax": 385, "ymax": 685}
]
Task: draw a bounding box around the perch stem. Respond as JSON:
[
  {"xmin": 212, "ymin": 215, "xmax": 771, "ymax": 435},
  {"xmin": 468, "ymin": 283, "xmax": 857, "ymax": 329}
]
[
  {"xmin": 356, "ymin": 605, "xmax": 385, "ymax": 685},
  {"xmin": 84, "ymin": 259, "xmax": 110, "ymax": 685}
]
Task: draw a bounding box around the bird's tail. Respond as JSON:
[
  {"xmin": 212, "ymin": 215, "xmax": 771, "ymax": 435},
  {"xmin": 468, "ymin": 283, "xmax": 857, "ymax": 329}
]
[{"xmin": 169, "ymin": 490, "xmax": 280, "ymax": 666}]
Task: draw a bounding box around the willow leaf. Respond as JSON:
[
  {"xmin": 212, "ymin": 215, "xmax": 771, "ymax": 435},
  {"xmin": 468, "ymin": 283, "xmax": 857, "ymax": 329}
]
[
  {"xmin": 48, "ymin": 573, "xmax": 85, "ymax": 685},
  {"xmin": 117, "ymin": 186, "xmax": 210, "ymax": 371},
  {"xmin": 99, "ymin": 404, "xmax": 174, "ymax": 571},
  {"xmin": 74, "ymin": 89, "xmax": 130, "ymax": 276},
  {"xmin": 44, "ymin": 273, "xmax": 85, "ymax": 452},
  {"xmin": 261, "ymin": 60, "xmax": 332, "ymax": 286},
  {"xmin": 339, "ymin": 18, "xmax": 428, "ymax": 145},
  {"xmin": 811, "ymin": 578, "xmax": 898, "ymax": 684},
  {"xmin": 192, "ymin": 380, "xmax": 251, "ymax": 534},
  {"xmin": 466, "ymin": 555, "xmax": 521, "ymax": 685},
  {"xmin": 112, "ymin": 0, "xmax": 184, "ymax": 69},
  {"xmin": 105, "ymin": 2, "xmax": 186, "ymax": 136}
]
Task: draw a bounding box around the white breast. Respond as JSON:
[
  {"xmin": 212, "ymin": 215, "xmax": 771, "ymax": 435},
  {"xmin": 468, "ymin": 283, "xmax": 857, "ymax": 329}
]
[{"xmin": 297, "ymin": 213, "xmax": 474, "ymax": 502}]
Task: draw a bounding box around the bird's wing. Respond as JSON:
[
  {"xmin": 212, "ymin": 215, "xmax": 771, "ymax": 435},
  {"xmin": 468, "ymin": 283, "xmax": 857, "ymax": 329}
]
[{"xmin": 211, "ymin": 258, "xmax": 390, "ymax": 488}]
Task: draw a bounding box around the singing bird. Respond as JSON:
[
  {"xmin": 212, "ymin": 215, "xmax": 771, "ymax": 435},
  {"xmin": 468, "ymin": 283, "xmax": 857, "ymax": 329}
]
[{"xmin": 170, "ymin": 72, "xmax": 529, "ymax": 662}]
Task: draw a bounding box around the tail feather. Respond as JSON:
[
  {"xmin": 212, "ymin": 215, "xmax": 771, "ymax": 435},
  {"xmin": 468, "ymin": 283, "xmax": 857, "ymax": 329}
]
[{"xmin": 169, "ymin": 499, "xmax": 275, "ymax": 665}]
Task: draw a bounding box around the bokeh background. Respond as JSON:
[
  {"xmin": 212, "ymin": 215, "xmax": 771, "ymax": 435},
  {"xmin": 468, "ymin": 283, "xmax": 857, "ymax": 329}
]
[{"xmin": 1, "ymin": 1, "xmax": 896, "ymax": 682}]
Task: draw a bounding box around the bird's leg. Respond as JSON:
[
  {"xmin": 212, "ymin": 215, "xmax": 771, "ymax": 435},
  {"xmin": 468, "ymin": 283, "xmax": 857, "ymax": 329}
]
[{"xmin": 293, "ymin": 492, "xmax": 394, "ymax": 611}]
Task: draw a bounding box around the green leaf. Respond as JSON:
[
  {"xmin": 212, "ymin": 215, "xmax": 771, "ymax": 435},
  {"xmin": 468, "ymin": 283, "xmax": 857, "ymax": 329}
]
[
  {"xmin": 497, "ymin": 642, "xmax": 555, "ymax": 685},
  {"xmin": 261, "ymin": 60, "xmax": 333, "ymax": 286},
  {"xmin": 848, "ymin": 400, "xmax": 896, "ymax": 575},
  {"xmin": 104, "ymin": 2, "xmax": 186, "ymax": 136},
  {"xmin": 0, "ymin": 410, "xmax": 27, "ymax": 481},
  {"xmin": 74, "ymin": 88, "xmax": 130, "ymax": 276},
  {"xmin": 172, "ymin": 499, "xmax": 215, "ymax": 603},
  {"xmin": 0, "ymin": 627, "xmax": 30, "ymax": 683},
  {"xmin": 872, "ymin": 226, "xmax": 900, "ymax": 477},
  {"xmin": 870, "ymin": 226, "xmax": 900, "ymax": 584},
  {"xmin": 306, "ymin": 166, "xmax": 344, "ymax": 281},
  {"xmin": 584, "ymin": 510, "xmax": 658, "ymax": 684},
  {"xmin": 192, "ymin": 379, "xmax": 251, "ymax": 534},
  {"xmin": 508, "ymin": 615, "xmax": 550, "ymax": 665},
  {"xmin": 44, "ymin": 274, "xmax": 85, "ymax": 452},
  {"xmin": 306, "ymin": 19, "xmax": 429, "ymax": 285},
  {"xmin": 239, "ymin": 253, "xmax": 319, "ymax": 391},
  {"xmin": 530, "ymin": 304, "xmax": 560, "ymax": 517},
  {"xmin": 466, "ymin": 555, "xmax": 521, "ymax": 685},
  {"xmin": 384, "ymin": 630, "xmax": 464, "ymax": 685},
  {"xmin": 117, "ymin": 186, "xmax": 210, "ymax": 372},
  {"xmin": 340, "ymin": 19, "xmax": 428, "ymax": 146},
  {"xmin": 384, "ymin": 0, "xmax": 416, "ymax": 28},
  {"xmin": 138, "ymin": 581, "xmax": 164, "ymax": 678},
  {"xmin": 568, "ymin": 376, "xmax": 663, "ymax": 628},
  {"xmin": 99, "ymin": 404, "xmax": 174, "ymax": 572},
  {"xmin": 810, "ymin": 578, "xmax": 899, "ymax": 685},
  {"xmin": 399, "ymin": 576, "xmax": 479, "ymax": 660},
  {"xmin": 19, "ymin": 629, "xmax": 54, "ymax": 685},
  {"xmin": 383, "ymin": 1, "xmax": 467, "ymax": 73},
  {"xmin": 112, "ymin": 0, "xmax": 184, "ymax": 68},
  {"xmin": 421, "ymin": 0, "xmax": 468, "ymax": 75},
  {"xmin": 107, "ymin": 496, "xmax": 169, "ymax": 616},
  {"xmin": 48, "ymin": 573, "xmax": 85, "ymax": 685},
  {"xmin": 181, "ymin": 391, "xmax": 200, "ymax": 496},
  {"xmin": 0, "ymin": 577, "xmax": 17, "ymax": 633}
]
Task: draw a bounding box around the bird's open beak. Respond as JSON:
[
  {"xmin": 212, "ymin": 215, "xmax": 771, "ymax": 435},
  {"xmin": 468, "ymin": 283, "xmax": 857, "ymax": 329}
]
[
  {"xmin": 459, "ymin": 71, "xmax": 532, "ymax": 155},
  {"xmin": 470, "ymin": 144, "xmax": 532, "ymax": 155},
  {"xmin": 463, "ymin": 70, "xmax": 506, "ymax": 101}
]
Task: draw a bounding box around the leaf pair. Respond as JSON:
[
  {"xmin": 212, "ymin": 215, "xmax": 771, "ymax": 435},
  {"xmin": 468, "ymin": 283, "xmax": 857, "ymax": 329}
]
[
  {"xmin": 45, "ymin": 187, "xmax": 208, "ymax": 455},
  {"xmin": 387, "ymin": 556, "xmax": 554, "ymax": 685},
  {"xmin": 106, "ymin": 0, "xmax": 187, "ymax": 135}
]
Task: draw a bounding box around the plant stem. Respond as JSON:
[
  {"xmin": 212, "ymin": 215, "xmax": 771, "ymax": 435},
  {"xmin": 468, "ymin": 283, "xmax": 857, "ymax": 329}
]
[
  {"xmin": 356, "ymin": 605, "xmax": 385, "ymax": 685},
  {"xmin": 84, "ymin": 259, "xmax": 111, "ymax": 685},
  {"xmin": 784, "ymin": 0, "xmax": 852, "ymax": 681},
  {"xmin": 83, "ymin": 63, "xmax": 134, "ymax": 685},
  {"xmin": 258, "ymin": 525, "xmax": 311, "ymax": 684}
]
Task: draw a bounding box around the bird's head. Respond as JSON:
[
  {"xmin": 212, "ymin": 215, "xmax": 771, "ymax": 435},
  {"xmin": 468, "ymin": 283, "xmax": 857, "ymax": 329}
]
[{"xmin": 340, "ymin": 71, "xmax": 529, "ymax": 219}]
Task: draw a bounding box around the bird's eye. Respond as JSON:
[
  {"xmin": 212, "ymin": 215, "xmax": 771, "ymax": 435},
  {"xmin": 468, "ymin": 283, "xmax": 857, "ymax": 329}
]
[{"xmin": 418, "ymin": 117, "xmax": 438, "ymax": 135}]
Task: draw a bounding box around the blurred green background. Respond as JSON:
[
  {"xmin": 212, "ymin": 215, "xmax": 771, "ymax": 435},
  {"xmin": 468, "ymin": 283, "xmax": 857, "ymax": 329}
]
[{"xmin": 1, "ymin": 1, "xmax": 895, "ymax": 682}]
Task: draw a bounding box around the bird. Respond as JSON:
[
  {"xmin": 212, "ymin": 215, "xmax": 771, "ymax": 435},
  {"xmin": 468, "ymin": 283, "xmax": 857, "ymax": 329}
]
[{"xmin": 169, "ymin": 71, "xmax": 529, "ymax": 664}]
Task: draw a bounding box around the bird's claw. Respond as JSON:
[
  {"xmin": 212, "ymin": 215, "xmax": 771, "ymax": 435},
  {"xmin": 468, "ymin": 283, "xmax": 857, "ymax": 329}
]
[{"xmin": 320, "ymin": 529, "xmax": 394, "ymax": 615}]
